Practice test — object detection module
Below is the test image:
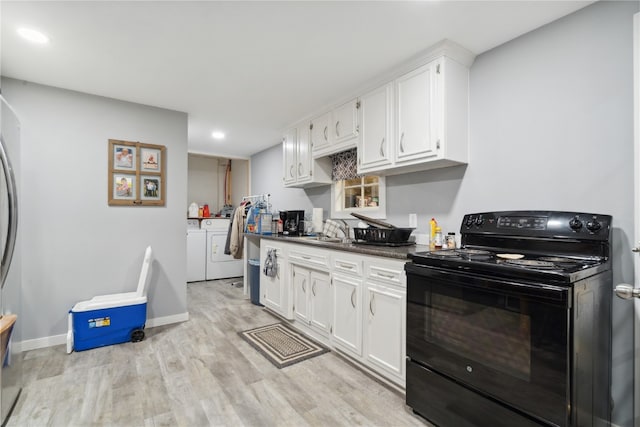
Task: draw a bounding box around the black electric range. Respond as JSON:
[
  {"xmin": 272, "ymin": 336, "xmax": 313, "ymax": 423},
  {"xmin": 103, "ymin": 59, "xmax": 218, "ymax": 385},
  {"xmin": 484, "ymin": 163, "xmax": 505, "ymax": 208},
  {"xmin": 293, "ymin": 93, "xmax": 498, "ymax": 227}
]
[{"xmin": 405, "ymin": 210, "xmax": 613, "ymax": 427}]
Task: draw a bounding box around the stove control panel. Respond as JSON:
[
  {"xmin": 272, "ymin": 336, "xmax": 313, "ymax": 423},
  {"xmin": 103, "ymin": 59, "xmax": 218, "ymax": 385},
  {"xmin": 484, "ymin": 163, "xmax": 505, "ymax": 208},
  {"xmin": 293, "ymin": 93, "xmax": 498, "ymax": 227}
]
[
  {"xmin": 496, "ymin": 216, "xmax": 547, "ymax": 230},
  {"xmin": 461, "ymin": 211, "xmax": 612, "ymax": 241}
]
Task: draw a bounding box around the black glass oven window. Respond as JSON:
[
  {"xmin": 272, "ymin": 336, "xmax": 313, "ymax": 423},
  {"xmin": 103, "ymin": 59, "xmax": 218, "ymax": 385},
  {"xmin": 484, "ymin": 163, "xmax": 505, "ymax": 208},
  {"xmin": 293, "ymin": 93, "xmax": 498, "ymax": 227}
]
[
  {"xmin": 407, "ymin": 270, "xmax": 569, "ymax": 426},
  {"xmin": 430, "ymin": 293, "xmax": 531, "ymax": 380}
]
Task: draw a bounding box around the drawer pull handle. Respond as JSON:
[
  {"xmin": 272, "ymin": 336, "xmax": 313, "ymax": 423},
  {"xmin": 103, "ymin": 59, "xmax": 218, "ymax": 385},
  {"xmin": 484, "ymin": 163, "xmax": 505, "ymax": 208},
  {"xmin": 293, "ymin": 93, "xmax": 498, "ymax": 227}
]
[
  {"xmin": 376, "ymin": 272, "xmax": 395, "ymax": 279},
  {"xmin": 302, "ymin": 256, "xmax": 311, "ymax": 260},
  {"xmin": 338, "ymin": 262, "xmax": 354, "ymax": 269},
  {"xmin": 312, "ymin": 280, "xmax": 316, "ymax": 296},
  {"xmin": 351, "ymin": 289, "xmax": 356, "ymax": 308},
  {"xmin": 324, "ymin": 126, "xmax": 328, "ymax": 141},
  {"xmin": 369, "ymin": 293, "xmax": 375, "ymax": 316},
  {"xmin": 380, "ymin": 138, "xmax": 385, "ymax": 157},
  {"xmin": 302, "ymin": 279, "xmax": 306, "ymax": 292}
]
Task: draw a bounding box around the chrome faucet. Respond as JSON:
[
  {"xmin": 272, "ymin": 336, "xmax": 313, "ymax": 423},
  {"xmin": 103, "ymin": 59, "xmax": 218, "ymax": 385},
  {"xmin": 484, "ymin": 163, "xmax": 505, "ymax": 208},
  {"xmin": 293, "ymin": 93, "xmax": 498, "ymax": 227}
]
[{"xmin": 334, "ymin": 219, "xmax": 351, "ymax": 244}]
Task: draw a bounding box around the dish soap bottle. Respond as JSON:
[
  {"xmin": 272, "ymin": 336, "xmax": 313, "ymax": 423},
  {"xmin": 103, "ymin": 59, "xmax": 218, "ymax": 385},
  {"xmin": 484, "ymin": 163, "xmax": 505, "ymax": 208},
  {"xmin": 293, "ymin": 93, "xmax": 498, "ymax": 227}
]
[{"xmin": 429, "ymin": 218, "xmax": 438, "ymax": 250}]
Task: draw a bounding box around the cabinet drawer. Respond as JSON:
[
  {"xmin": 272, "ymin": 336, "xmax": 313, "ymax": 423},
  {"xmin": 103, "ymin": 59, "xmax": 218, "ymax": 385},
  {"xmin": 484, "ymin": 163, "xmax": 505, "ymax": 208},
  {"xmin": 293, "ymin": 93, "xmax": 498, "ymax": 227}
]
[
  {"xmin": 289, "ymin": 249, "xmax": 329, "ymax": 270},
  {"xmin": 366, "ymin": 260, "xmax": 405, "ymax": 286},
  {"xmin": 332, "ymin": 255, "xmax": 363, "ymax": 276}
]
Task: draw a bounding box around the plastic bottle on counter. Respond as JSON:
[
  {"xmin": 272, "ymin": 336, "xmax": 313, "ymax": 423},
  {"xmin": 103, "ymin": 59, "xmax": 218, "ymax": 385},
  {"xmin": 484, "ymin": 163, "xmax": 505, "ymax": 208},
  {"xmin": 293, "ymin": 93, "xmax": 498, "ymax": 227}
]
[
  {"xmin": 434, "ymin": 226, "xmax": 443, "ymax": 249},
  {"xmin": 429, "ymin": 218, "xmax": 438, "ymax": 250}
]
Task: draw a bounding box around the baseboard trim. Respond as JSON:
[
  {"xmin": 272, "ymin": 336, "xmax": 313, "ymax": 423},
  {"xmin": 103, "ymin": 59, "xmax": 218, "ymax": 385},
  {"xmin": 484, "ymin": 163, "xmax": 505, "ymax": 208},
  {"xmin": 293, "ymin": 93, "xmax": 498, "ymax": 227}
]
[
  {"xmin": 145, "ymin": 312, "xmax": 189, "ymax": 328},
  {"xmin": 18, "ymin": 311, "xmax": 190, "ymax": 352}
]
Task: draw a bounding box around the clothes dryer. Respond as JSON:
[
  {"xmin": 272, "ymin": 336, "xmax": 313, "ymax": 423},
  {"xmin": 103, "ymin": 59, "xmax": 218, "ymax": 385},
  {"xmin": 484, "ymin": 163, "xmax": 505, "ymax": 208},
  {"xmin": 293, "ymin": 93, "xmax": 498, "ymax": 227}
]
[{"xmin": 201, "ymin": 218, "xmax": 243, "ymax": 280}]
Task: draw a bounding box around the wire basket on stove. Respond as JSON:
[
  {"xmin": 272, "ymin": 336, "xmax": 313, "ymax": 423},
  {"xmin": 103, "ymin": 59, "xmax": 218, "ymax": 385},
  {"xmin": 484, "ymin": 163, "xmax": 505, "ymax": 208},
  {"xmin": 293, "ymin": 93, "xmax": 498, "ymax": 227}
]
[{"xmin": 353, "ymin": 227, "xmax": 414, "ymax": 244}]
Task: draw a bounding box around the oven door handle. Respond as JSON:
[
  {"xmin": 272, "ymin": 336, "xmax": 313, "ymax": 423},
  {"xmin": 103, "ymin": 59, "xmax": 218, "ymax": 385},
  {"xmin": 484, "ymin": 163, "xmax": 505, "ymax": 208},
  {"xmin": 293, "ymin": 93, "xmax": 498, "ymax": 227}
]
[{"xmin": 615, "ymin": 284, "xmax": 640, "ymax": 299}]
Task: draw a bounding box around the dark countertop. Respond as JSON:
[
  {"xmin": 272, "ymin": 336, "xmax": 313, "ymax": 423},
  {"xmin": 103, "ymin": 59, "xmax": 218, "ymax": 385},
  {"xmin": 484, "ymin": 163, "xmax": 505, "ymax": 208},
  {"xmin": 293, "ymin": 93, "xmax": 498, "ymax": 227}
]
[{"xmin": 253, "ymin": 233, "xmax": 430, "ymax": 260}]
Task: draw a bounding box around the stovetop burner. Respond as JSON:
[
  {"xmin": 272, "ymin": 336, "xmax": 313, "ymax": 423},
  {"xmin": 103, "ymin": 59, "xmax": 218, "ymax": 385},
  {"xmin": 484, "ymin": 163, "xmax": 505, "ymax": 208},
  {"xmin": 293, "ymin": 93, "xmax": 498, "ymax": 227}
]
[{"xmin": 429, "ymin": 249, "xmax": 493, "ymax": 260}]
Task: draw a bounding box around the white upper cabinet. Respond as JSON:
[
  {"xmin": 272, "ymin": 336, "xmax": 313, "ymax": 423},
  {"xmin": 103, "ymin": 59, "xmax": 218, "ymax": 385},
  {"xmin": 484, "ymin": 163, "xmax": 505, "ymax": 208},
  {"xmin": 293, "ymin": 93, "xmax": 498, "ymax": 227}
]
[
  {"xmin": 286, "ymin": 40, "xmax": 475, "ymax": 179},
  {"xmin": 297, "ymin": 123, "xmax": 312, "ymax": 182},
  {"xmin": 360, "ymin": 47, "xmax": 473, "ymax": 175},
  {"xmin": 311, "ymin": 98, "xmax": 360, "ymax": 158},
  {"xmin": 395, "ymin": 60, "xmax": 438, "ymax": 163},
  {"xmin": 282, "ymin": 128, "xmax": 297, "ymax": 186},
  {"xmin": 310, "ymin": 112, "xmax": 331, "ymax": 153},
  {"xmin": 358, "ymin": 83, "xmax": 393, "ymax": 173},
  {"xmin": 283, "ymin": 121, "xmax": 332, "ymax": 188},
  {"xmin": 332, "ymin": 98, "xmax": 360, "ymax": 145}
]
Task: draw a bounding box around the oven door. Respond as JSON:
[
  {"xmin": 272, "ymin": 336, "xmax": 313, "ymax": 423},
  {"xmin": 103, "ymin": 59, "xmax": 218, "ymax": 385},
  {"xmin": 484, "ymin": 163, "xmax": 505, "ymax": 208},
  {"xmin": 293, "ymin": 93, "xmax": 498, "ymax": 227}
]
[{"xmin": 406, "ymin": 263, "xmax": 571, "ymax": 426}]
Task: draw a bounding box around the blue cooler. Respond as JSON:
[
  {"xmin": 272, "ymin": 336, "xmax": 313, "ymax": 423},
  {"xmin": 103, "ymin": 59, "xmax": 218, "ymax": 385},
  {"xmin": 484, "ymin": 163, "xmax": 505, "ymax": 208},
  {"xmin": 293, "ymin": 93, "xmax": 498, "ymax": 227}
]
[{"xmin": 67, "ymin": 246, "xmax": 153, "ymax": 353}]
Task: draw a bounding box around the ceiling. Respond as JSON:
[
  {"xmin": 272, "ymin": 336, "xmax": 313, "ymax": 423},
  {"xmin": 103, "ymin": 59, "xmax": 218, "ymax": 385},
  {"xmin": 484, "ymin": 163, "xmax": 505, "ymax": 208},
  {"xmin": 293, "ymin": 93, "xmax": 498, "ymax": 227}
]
[{"xmin": 1, "ymin": 1, "xmax": 594, "ymax": 159}]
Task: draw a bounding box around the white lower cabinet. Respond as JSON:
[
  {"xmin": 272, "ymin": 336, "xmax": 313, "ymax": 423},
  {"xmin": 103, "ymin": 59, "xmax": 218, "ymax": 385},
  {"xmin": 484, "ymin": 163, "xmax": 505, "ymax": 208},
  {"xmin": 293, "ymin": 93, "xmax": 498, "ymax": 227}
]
[
  {"xmin": 292, "ymin": 265, "xmax": 331, "ymax": 335},
  {"xmin": 364, "ymin": 282, "xmax": 405, "ymax": 381},
  {"xmin": 260, "ymin": 241, "xmax": 292, "ymax": 319},
  {"xmin": 331, "ymin": 273, "xmax": 363, "ymax": 357},
  {"xmin": 309, "ymin": 270, "xmax": 331, "ymax": 333},
  {"xmin": 363, "ymin": 259, "xmax": 406, "ymax": 384},
  {"xmin": 292, "ymin": 264, "xmax": 311, "ymax": 323},
  {"xmin": 260, "ymin": 239, "xmax": 406, "ymax": 387}
]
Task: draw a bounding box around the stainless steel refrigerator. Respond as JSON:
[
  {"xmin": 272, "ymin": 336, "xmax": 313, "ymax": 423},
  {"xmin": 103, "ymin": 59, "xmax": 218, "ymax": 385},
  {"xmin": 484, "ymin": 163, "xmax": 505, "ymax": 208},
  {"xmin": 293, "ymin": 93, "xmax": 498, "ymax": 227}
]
[{"xmin": 0, "ymin": 94, "xmax": 22, "ymax": 425}]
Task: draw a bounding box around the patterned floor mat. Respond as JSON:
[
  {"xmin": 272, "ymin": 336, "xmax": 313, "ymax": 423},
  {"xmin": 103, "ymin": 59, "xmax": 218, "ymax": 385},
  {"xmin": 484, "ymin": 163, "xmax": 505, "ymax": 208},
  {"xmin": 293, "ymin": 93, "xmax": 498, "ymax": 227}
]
[{"xmin": 239, "ymin": 323, "xmax": 329, "ymax": 368}]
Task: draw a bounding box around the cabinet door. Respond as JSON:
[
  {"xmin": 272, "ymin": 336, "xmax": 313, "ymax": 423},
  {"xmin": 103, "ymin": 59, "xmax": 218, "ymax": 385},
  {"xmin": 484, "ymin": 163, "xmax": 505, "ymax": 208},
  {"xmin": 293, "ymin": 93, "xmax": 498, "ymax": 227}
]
[
  {"xmin": 309, "ymin": 270, "xmax": 331, "ymax": 333},
  {"xmin": 292, "ymin": 265, "xmax": 310, "ymax": 323},
  {"xmin": 359, "ymin": 83, "xmax": 393, "ymax": 171},
  {"xmin": 365, "ymin": 283, "xmax": 405, "ymax": 380},
  {"xmin": 396, "ymin": 61, "xmax": 438, "ymax": 162},
  {"xmin": 332, "ymin": 274, "xmax": 362, "ymax": 356},
  {"xmin": 261, "ymin": 245, "xmax": 284, "ymax": 315},
  {"xmin": 333, "ymin": 98, "xmax": 359, "ymax": 145},
  {"xmin": 296, "ymin": 124, "xmax": 312, "ymax": 182},
  {"xmin": 310, "ymin": 112, "xmax": 331, "ymax": 153},
  {"xmin": 282, "ymin": 129, "xmax": 297, "ymax": 185}
]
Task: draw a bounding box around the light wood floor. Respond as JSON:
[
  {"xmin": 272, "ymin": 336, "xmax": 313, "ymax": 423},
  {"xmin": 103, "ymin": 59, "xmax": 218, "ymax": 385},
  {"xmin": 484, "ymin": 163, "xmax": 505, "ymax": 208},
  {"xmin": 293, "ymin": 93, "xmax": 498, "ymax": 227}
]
[{"xmin": 7, "ymin": 278, "xmax": 430, "ymax": 427}]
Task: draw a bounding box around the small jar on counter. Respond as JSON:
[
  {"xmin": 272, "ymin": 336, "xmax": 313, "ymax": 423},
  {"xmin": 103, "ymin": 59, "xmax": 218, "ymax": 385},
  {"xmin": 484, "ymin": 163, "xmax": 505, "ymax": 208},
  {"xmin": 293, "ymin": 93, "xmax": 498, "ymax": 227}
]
[{"xmin": 446, "ymin": 232, "xmax": 457, "ymax": 249}]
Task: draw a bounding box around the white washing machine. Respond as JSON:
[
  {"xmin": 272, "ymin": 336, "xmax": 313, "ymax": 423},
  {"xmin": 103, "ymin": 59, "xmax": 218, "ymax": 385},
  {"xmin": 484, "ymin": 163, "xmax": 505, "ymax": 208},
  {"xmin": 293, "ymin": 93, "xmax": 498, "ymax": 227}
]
[{"xmin": 201, "ymin": 218, "xmax": 243, "ymax": 280}]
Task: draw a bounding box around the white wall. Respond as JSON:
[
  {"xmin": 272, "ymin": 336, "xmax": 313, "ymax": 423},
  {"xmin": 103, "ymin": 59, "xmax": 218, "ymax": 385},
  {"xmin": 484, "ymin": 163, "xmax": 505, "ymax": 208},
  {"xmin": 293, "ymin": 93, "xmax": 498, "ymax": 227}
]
[
  {"xmin": 1, "ymin": 78, "xmax": 189, "ymax": 346},
  {"xmin": 251, "ymin": 144, "xmax": 330, "ymax": 218},
  {"xmin": 188, "ymin": 154, "xmax": 219, "ymax": 211},
  {"xmin": 187, "ymin": 154, "xmax": 249, "ymax": 214},
  {"xmin": 251, "ymin": 2, "xmax": 638, "ymax": 425}
]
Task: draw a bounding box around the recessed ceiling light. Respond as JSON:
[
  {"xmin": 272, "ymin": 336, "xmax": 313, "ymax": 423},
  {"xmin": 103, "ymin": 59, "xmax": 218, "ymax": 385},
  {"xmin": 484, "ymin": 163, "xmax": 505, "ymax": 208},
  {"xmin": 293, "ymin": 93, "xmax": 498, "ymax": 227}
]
[
  {"xmin": 211, "ymin": 131, "xmax": 225, "ymax": 140},
  {"xmin": 17, "ymin": 27, "xmax": 50, "ymax": 44}
]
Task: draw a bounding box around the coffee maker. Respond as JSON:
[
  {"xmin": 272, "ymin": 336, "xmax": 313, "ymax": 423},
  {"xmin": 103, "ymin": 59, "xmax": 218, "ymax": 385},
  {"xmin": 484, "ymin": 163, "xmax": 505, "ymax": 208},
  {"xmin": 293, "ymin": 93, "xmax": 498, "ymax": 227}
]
[{"xmin": 280, "ymin": 210, "xmax": 305, "ymax": 236}]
